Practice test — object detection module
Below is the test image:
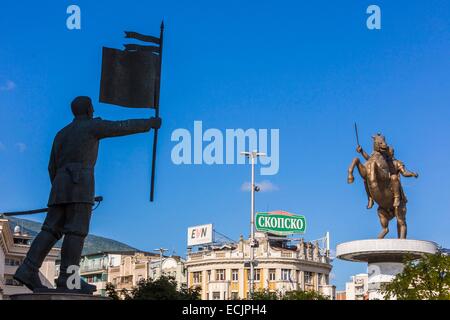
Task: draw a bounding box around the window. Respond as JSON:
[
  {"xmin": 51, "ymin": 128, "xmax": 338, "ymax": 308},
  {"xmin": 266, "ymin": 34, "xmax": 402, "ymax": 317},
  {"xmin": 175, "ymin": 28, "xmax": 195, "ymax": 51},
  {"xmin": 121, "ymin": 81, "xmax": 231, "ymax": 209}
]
[
  {"xmin": 212, "ymin": 292, "xmax": 221, "ymax": 300},
  {"xmin": 254, "ymin": 269, "xmax": 261, "ymax": 281},
  {"xmin": 269, "ymin": 269, "xmax": 276, "ymax": 281},
  {"xmin": 193, "ymin": 271, "xmax": 202, "ymax": 284},
  {"xmin": 232, "ymin": 269, "xmax": 239, "ymax": 282},
  {"xmin": 216, "ymin": 269, "xmax": 225, "ymax": 281},
  {"xmin": 318, "ymin": 273, "xmax": 328, "ymax": 285},
  {"xmin": 304, "ymin": 271, "xmax": 313, "ymax": 285},
  {"xmin": 120, "ymin": 275, "xmax": 132, "ymax": 284},
  {"xmin": 246, "ymin": 269, "xmax": 261, "ymax": 281},
  {"xmin": 207, "ymin": 270, "xmax": 211, "ymax": 282},
  {"xmin": 5, "ymin": 258, "xmax": 21, "ymax": 266},
  {"xmin": 281, "ymin": 269, "xmax": 291, "ymax": 281}
]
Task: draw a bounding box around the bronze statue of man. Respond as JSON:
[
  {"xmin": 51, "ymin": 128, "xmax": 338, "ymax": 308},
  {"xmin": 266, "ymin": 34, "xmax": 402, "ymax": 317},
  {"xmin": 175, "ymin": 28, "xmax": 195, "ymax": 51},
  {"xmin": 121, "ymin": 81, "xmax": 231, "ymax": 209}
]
[
  {"xmin": 14, "ymin": 96, "xmax": 161, "ymax": 293},
  {"xmin": 348, "ymin": 133, "xmax": 418, "ymax": 239}
]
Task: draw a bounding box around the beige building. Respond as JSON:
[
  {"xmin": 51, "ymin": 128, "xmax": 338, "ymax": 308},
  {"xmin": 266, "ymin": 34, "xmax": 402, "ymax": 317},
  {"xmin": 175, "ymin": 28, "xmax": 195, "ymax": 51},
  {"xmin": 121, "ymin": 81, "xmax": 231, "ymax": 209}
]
[
  {"xmin": 107, "ymin": 251, "xmax": 158, "ymax": 293},
  {"xmin": 185, "ymin": 233, "xmax": 335, "ymax": 300},
  {"xmin": 0, "ymin": 217, "xmax": 59, "ymax": 299},
  {"xmin": 148, "ymin": 256, "xmax": 187, "ymax": 289},
  {"xmin": 345, "ymin": 273, "xmax": 368, "ymax": 300}
]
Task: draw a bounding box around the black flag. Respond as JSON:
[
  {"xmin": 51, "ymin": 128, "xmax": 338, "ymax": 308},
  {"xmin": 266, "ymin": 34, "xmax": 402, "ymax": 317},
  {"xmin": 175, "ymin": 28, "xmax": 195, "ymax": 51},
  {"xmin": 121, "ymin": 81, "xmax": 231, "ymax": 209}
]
[{"xmin": 100, "ymin": 47, "xmax": 160, "ymax": 108}]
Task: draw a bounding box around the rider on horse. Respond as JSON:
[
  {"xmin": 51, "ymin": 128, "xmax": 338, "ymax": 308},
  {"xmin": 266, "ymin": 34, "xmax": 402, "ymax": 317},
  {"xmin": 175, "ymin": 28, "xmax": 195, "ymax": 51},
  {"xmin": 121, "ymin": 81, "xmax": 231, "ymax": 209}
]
[{"xmin": 356, "ymin": 143, "xmax": 418, "ymax": 211}]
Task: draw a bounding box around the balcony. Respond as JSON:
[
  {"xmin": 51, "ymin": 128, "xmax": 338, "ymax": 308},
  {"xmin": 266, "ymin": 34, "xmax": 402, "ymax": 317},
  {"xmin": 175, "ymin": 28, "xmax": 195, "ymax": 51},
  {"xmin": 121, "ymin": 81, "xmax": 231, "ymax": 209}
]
[{"xmin": 80, "ymin": 264, "xmax": 108, "ymax": 273}]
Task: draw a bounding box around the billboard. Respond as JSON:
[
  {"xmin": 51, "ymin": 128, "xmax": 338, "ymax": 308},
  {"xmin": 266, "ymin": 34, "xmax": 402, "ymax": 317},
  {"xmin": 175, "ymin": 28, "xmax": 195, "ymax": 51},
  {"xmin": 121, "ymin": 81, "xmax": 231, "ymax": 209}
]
[
  {"xmin": 187, "ymin": 224, "xmax": 213, "ymax": 246},
  {"xmin": 255, "ymin": 211, "xmax": 306, "ymax": 236}
]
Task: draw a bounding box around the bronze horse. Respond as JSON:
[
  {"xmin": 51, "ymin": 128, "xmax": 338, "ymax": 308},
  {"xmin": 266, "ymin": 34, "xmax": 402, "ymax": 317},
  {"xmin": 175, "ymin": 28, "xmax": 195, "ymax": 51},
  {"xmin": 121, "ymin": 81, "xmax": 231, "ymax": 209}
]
[{"xmin": 347, "ymin": 134, "xmax": 417, "ymax": 239}]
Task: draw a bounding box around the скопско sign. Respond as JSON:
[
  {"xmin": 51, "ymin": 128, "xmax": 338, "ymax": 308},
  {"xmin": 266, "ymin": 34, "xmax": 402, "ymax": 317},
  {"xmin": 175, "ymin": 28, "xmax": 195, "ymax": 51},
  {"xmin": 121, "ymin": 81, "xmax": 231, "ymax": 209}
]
[{"xmin": 255, "ymin": 211, "xmax": 306, "ymax": 236}]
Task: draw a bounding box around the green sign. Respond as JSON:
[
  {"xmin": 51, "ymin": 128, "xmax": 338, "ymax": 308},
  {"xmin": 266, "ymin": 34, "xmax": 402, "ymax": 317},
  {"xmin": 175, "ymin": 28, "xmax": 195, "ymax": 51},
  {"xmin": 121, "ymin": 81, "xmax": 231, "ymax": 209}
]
[{"xmin": 255, "ymin": 211, "xmax": 306, "ymax": 235}]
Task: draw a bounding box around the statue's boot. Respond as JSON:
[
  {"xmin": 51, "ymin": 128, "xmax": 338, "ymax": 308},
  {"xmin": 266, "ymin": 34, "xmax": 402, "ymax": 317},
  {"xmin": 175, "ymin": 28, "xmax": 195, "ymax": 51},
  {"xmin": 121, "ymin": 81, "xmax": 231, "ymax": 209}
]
[
  {"xmin": 14, "ymin": 230, "xmax": 59, "ymax": 291},
  {"xmin": 56, "ymin": 234, "xmax": 96, "ymax": 294}
]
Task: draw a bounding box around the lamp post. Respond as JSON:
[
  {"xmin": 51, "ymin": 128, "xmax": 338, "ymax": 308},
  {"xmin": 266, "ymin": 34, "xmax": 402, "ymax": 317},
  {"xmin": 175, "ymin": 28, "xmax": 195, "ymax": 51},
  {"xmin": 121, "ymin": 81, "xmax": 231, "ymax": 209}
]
[
  {"xmin": 240, "ymin": 150, "xmax": 266, "ymax": 299},
  {"xmin": 154, "ymin": 248, "xmax": 168, "ymax": 278}
]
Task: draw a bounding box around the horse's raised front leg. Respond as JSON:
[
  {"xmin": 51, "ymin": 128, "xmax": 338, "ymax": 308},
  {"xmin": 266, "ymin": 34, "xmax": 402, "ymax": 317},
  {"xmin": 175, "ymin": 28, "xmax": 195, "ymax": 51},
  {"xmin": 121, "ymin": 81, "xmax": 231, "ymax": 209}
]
[{"xmin": 348, "ymin": 157, "xmax": 366, "ymax": 184}]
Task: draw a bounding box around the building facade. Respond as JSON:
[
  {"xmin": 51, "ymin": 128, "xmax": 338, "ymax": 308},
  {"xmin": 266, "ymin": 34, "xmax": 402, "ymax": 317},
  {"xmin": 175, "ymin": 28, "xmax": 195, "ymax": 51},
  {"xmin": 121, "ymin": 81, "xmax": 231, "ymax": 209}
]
[
  {"xmin": 62, "ymin": 250, "xmax": 187, "ymax": 297},
  {"xmin": 76, "ymin": 251, "xmax": 127, "ymax": 296},
  {"xmin": 0, "ymin": 217, "xmax": 59, "ymax": 299},
  {"xmin": 148, "ymin": 256, "xmax": 187, "ymax": 289},
  {"xmin": 107, "ymin": 251, "xmax": 157, "ymax": 293},
  {"xmin": 185, "ymin": 233, "xmax": 335, "ymax": 300},
  {"xmin": 335, "ymin": 290, "xmax": 346, "ymax": 300},
  {"xmin": 344, "ymin": 273, "xmax": 368, "ymax": 300}
]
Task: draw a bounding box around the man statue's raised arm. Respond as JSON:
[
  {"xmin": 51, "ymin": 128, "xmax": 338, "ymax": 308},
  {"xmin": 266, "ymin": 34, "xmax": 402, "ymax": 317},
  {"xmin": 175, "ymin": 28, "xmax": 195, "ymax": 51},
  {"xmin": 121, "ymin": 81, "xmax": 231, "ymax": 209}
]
[{"xmin": 91, "ymin": 117, "xmax": 161, "ymax": 139}]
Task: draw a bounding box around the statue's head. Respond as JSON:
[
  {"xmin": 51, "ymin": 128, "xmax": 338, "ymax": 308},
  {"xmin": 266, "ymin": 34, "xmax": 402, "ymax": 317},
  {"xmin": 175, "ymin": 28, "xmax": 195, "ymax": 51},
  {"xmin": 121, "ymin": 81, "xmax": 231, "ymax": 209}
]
[
  {"xmin": 71, "ymin": 96, "xmax": 94, "ymax": 119},
  {"xmin": 372, "ymin": 133, "xmax": 388, "ymax": 153}
]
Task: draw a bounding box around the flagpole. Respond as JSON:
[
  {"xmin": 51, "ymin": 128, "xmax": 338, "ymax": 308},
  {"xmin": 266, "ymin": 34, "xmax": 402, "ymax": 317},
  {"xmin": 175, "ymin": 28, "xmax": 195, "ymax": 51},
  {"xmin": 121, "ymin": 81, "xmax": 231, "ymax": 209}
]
[{"xmin": 150, "ymin": 20, "xmax": 164, "ymax": 202}]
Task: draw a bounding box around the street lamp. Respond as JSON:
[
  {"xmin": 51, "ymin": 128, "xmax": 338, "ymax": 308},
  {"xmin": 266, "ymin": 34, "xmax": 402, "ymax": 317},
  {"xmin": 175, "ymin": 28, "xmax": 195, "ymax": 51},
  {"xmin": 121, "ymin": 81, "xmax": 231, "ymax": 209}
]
[
  {"xmin": 240, "ymin": 150, "xmax": 266, "ymax": 299},
  {"xmin": 153, "ymin": 248, "xmax": 168, "ymax": 278}
]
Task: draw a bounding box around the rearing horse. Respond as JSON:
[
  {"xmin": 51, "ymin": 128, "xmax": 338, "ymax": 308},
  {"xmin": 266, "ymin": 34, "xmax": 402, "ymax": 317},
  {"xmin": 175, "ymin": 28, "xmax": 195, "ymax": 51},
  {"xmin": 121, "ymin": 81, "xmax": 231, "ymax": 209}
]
[{"xmin": 347, "ymin": 134, "xmax": 408, "ymax": 239}]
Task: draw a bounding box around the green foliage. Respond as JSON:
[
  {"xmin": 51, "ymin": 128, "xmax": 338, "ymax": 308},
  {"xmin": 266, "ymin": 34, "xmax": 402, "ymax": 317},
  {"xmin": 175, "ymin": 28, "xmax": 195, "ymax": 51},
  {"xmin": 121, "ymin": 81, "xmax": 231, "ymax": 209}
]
[
  {"xmin": 252, "ymin": 288, "xmax": 328, "ymax": 300},
  {"xmin": 282, "ymin": 290, "xmax": 329, "ymax": 300},
  {"xmin": 382, "ymin": 251, "xmax": 450, "ymax": 300},
  {"xmin": 105, "ymin": 282, "xmax": 120, "ymax": 300},
  {"xmin": 252, "ymin": 289, "xmax": 280, "ymax": 300},
  {"xmin": 106, "ymin": 276, "xmax": 201, "ymax": 300}
]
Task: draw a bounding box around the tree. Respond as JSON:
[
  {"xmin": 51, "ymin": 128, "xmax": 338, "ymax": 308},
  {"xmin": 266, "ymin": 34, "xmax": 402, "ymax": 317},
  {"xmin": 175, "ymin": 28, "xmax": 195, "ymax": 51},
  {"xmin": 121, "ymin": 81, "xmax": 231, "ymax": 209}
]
[
  {"xmin": 252, "ymin": 288, "xmax": 328, "ymax": 300},
  {"xmin": 282, "ymin": 290, "xmax": 329, "ymax": 300},
  {"xmin": 106, "ymin": 276, "xmax": 201, "ymax": 300},
  {"xmin": 105, "ymin": 282, "xmax": 120, "ymax": 300},
  {"xmin": 252, "ymin": 289, "xmax": 280, "ymax": 300},
  {"xmin": 382, "ymin": 251, "xmax": 450, "ymax": 300}
]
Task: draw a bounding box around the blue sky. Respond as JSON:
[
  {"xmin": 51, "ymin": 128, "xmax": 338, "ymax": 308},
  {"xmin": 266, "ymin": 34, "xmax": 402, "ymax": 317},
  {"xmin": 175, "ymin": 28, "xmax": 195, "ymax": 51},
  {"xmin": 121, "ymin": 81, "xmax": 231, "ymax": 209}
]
[{"xmin": 0, "ymin": 0, "xmax": 449, "ymax": 290}]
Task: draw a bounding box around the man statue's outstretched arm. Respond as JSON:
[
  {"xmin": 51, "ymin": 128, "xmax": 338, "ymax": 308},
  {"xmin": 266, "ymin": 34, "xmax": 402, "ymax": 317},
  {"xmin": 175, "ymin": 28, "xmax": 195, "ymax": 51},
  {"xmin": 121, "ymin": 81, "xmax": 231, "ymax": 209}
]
[
  {"xmin": 91, "ymin": 117, "xmax": 161, "ymax": 139},
  {"xmin": 398, "ymin": 162, "xmax": 419, "ymax": 178}
]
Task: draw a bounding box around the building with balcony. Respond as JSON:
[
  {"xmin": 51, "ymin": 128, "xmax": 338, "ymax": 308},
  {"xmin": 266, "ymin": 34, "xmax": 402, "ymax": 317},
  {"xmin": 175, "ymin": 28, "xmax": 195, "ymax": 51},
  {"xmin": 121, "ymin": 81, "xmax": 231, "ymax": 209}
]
[
  {"xmin": 0, "ymin": 217, "xmax": 59, "ymax": 299},
  {"xmin": 345, "ymin": 273, "xmax": 368, "ymax": 300},
  {"xmin": 185, "ymin": 233, "xmax": 335, "ymax": 300},
  {"xmin": 107, "ymin": 251, "xmax": 157, "ymax": 294},
  {"xmin": 148, "ymin": 256, "xmax": 187, "ymax": 289},
  {"xmin": 59, "ymin": 250, "xmax": 187, "ymax": 297}
]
